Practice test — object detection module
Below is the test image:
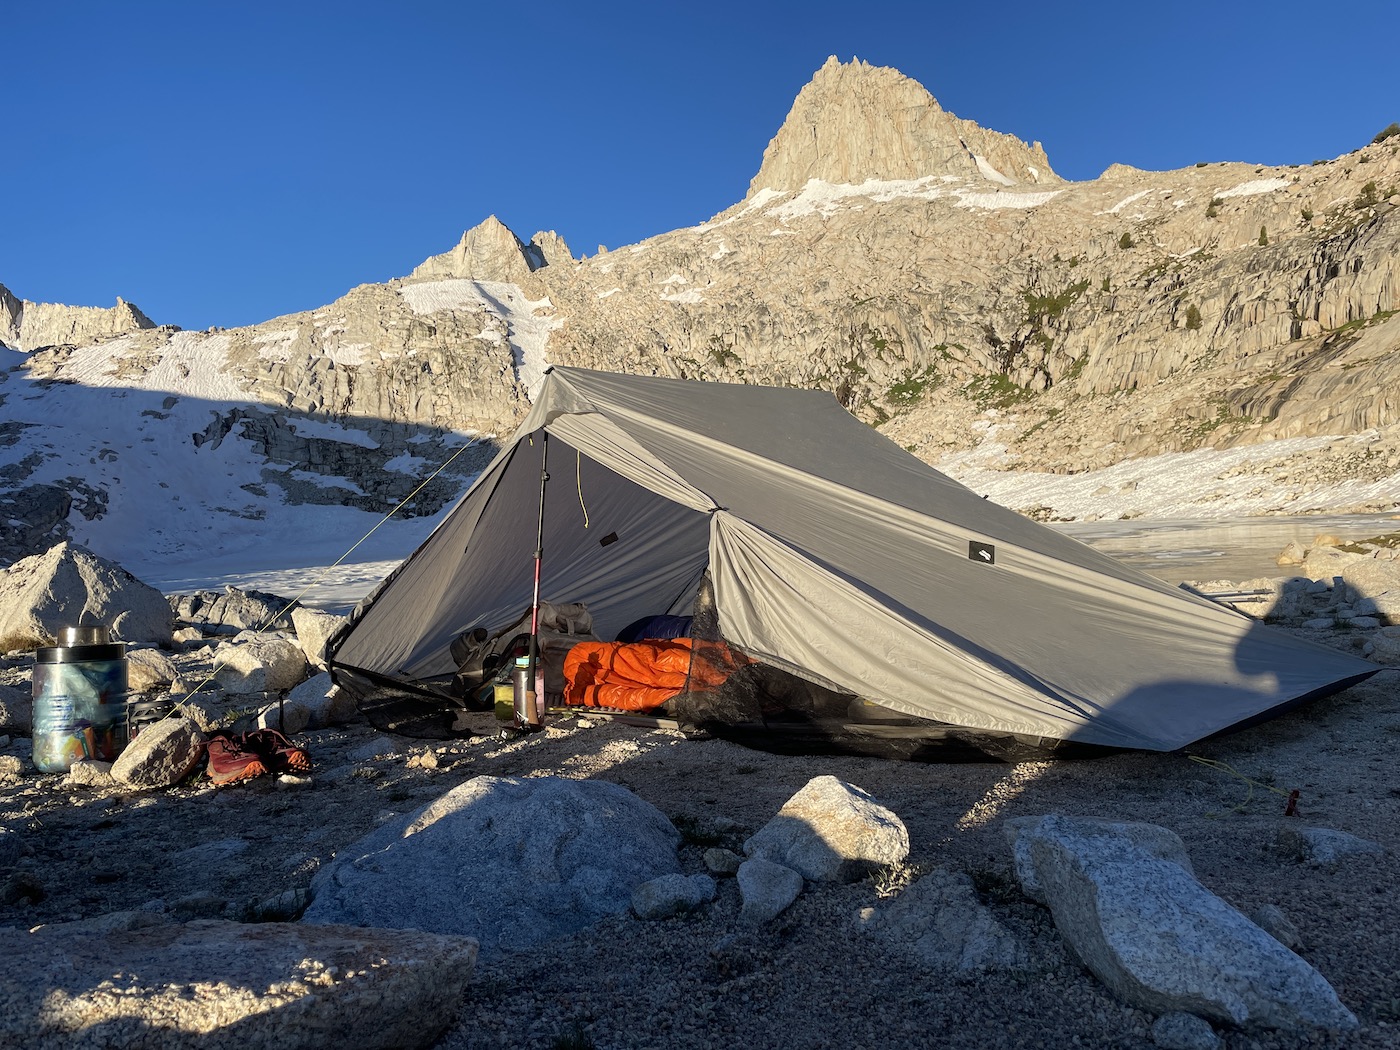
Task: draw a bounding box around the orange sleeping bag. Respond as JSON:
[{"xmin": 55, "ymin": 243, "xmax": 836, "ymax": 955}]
[{"xmin": 562, "ymin": 638, "xmax": 746, "ymax": 712}]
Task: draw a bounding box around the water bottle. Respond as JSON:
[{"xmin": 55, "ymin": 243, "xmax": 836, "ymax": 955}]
[
  {"xmin": 32, "ymin": 625, "xmax": 129, "ymax": 772},
  {"xmin": 512, "ymin": 655, "xmax": 544, "ymax": 728}
]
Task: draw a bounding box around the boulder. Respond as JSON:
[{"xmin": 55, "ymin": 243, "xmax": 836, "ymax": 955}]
[
  {"xmin": 1151, "ymin": 1012, "xmax": 1222, "ymax": 1050},
  {"xmin": 1300, "ymin": 545, "xmax": 1365, "ymax": 582},
  {"xmin": 631, "ymin": 873, "xmax": 716, "ymax": 920},
  {"xmin": 303, "ymin": 775, "xmax": 681, "ymax": 959},
  {"xmin": 66, "ymin": 758, "xmax": 115, "ymax": 788},
  {"xmin": 0, "ymin": 754, "xmax": 23, "ymax": 785},
  {"xmin": 0, "ymin": 919, "xmax": 477, "ymax": 1050},
  {"xmin": 703, "ymin": 847, "xmax": 743, "ymax": 875},
  {"xmin": 0, "ymin": 681, "xmax": 32, "ymax": 733},
  {"xmin": 287, "ymin": 672, "xmax": 358, "ymax": 727},
  {"xmin": 1013, "ymin": 814, "xmax": 1356, "ymax": 1030},
  {"xmin": 126, "ymin": 646, "xmax": 180, "ymax": 691},
  {"xmin": 110, "ymin": 716, "xmax": 205, "ymax": 790},
  {"xmin": 0, "ymin": 542, "xmax": 172, "ymax": 645},
  {"xmin": 1366, "ymin": 625, "xmax": 1400, "ymax": 663},
  {"xmin": 291, "ymin": 607, "xmax": 345, "ymax": 668},
  {"xmin": 256, "ymin": 696, "xmax": 312, "ymax": 735},
  {"xmin": 170, "ymin": 586, "xmax": 298, "ymax": 634},
  {"xmin": 1249, "ymin": 904, "xmax": 1301, "ymax": 951},
  {"xmin": 737, "ymin": 858, "xmax": 804, "ymax": 924},
  {"xmin": 1341, "ymin": 558, "xmax": 1400, "ymax": 623},
  {"xmin": 858, "ymin": 867, "xmax": 1027, "ymax": 972},
  {"xmin": 743, "ymin": 775, "xmax": 908, "ymax": 882},
  {"xmin": 1281, "ymin": 826, "xmax": 1384, "ymax": 867},
  {"xmin": 212, "ymin": 632, "xmax": 308, "ymax": 694}
]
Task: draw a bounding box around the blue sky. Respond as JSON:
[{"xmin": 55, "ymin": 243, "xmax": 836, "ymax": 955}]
[{"xmin": 6, "ymin": 0, "xmax": 1396, "ymax": 332}]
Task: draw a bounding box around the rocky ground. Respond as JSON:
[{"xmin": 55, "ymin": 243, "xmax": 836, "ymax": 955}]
[{"xmin": 2, "ymin": 611, "xmax": 1398, "ymax": 1048}]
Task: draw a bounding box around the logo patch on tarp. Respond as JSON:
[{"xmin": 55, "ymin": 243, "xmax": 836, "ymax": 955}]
[{"xmin": 969, "ymin": 541, "xmax": 996, "ymax": 565}]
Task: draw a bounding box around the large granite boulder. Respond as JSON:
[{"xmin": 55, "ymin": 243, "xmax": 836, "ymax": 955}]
[
  {"xmin": 1007, "ymin": 815, "xmax": 1356, "ymax": 1031},
  {"xmin": 0, "ymin": 918, "xmax": 476, "ymax": 1050},
  {"xmin": 170, "ymin": 586, "xmax": 298, "ymax": 634},
  {"xmin": 290, "ymin": 607, "xmax": 346, "ymax": 668},
  {"xmin": 743, "ymin": 775, "xmax": 908, "ymax": 882},
  {"xmin": 303, "ymin": 775, "xmax": 681, "ymax": 958},
  {"xmin": 1342, "ymin": 557, "xmax": 1400, "ymax": 622},
  {"xmin": 212, "ymin": 632, "xmax": 308, "ymax": 694},
  {"xmin": 0, "ymin": 542, "xmax": 172, "ymax": 645}
]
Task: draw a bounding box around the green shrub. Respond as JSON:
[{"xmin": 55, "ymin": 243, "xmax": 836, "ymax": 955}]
[
  {"xmin": 1185, "ymin": 304, "xmax": 1203, "ymax": 330},
  {"xmin": 1373, "ymin": 122, "xmax": 1400, "ymax": 144},
  {"xmin": 1206, "ymin": 197, "xmax": 1221, "ymax": 218},
  {"xmin": 1258, "ymin": 226, "xmax": 1268, "ymax": 246},
  {"xmin": 1118, "ymin": 231, "xmax": 1134, "ymax": 249},
  {"xmin": 886, "ymin": 366, "xmax": 941, "ymax": 407},
  {"xmin": 1301, "ymin": 206, "xmax": 1314, "ymax": 221}
]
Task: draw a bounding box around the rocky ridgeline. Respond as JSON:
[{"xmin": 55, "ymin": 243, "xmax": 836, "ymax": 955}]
[
  {"xmin": 0, "ymin": 284, "xmax": 154, "ymax": 353},
  {"xmin": 3, "ymin": 58, "xmax": 1398, "ymax": 568}
]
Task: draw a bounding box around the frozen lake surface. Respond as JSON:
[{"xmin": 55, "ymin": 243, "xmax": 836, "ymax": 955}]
[
  {"xmin": 170, "ymin": 512, "xmax": 1400, "ymax": 617},
  {"xmin": 1058, "ymin": 512, "xmax": 1400, "ymax": 585}
]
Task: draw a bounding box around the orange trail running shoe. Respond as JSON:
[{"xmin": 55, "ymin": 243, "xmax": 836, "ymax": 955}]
[{"xmin": 205, "ymin": 732, "xmax": 270, "ymax": 786}]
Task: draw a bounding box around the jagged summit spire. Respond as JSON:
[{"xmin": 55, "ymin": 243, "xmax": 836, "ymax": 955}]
[
  {"xmin": 407, "ymin": 216, "xmax": 574, "ymax": 284},
  {"xmin": 747, "ymin": 56, "xmax": 1058, "ymax": 197}
]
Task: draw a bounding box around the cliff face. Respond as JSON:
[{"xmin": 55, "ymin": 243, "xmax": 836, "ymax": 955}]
[{"xmin": 0, "ymin": 285, "xmax": 154, "ymax": 352}]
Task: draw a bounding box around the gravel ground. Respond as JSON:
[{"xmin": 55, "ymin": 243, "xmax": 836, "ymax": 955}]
[{"xmin": 2, "ymin": 630, "xmax": 1398, "ymax": 1050}]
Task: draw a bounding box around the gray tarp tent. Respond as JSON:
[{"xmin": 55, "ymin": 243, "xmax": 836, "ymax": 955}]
[{"xmin": 328, "ymin": 366, "xmax": 1377, "ymax": 752}]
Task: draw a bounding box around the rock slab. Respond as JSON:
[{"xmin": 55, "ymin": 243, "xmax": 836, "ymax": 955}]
[
  {"xmin": 0, "ymin": 918, "xmax": 476, "ymax": 1050},
  {"xmin": 859, "ymin": 867, "xmax": 1027, "ymax": 972},
  {"xmin": 1010, "ymin": 814, "xmax": 1357, "ymax": 1030},
  {"xmin": 303, "ymin": 775, "xmax": 681, "ymax": 958}
]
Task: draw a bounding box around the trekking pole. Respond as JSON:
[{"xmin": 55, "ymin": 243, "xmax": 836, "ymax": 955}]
[{"xmin": 521, "ymin": 431, "xmax": 550, "ymax": 729}]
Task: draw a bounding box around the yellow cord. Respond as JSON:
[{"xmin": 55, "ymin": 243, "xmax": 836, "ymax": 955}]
[
  {"xmin": 576, "ymin": 449, "xmax": 589, "ymax": 528},
  {"xmin": 169, "ymin": 437, "xmax": 482, "ymax": 720},
  {"xmin": 1188, "ymin": 754, "xmax": 1295, "ymax": 810}
]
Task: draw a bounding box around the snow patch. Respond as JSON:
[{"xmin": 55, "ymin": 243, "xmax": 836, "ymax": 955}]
[
  {"xmin": 325, "ymin": 342, "xmax": 369, "ymax": 366},
  {"xmin": 972, "ymin": 154, "xmax": 1015, "ymax": 186},
  {"xmin": 1102, "ymin": 190, "xmax": 1150, "ymax": 215},
  {"xmin": 384, "ymin": 452, "xmax": 431, "ymax": 474},
  {"xmin": 953, "ymin": 188, "xmax": 1062, "ymax": 211},
  {"xmin": 694, "ymin": 188, "xmax": 787, "ymax": 232},
  {"xmin": 1216, "ymin": 178, "xmax": 1291, "ymax": 199},
  {"xmin": 397, "ymin": 279, "xmax": 558, "ymax": 395},
  {"xmin": 398, "ymin": 280, "xmax": 492, "ymax": 316},
  {"xmin": 58, "ymin": 332, "xmax": 251, "ymax": 402},
  {"xmin": 287, "ymin": 417, "xmax": 379, "ymax": 449}
]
